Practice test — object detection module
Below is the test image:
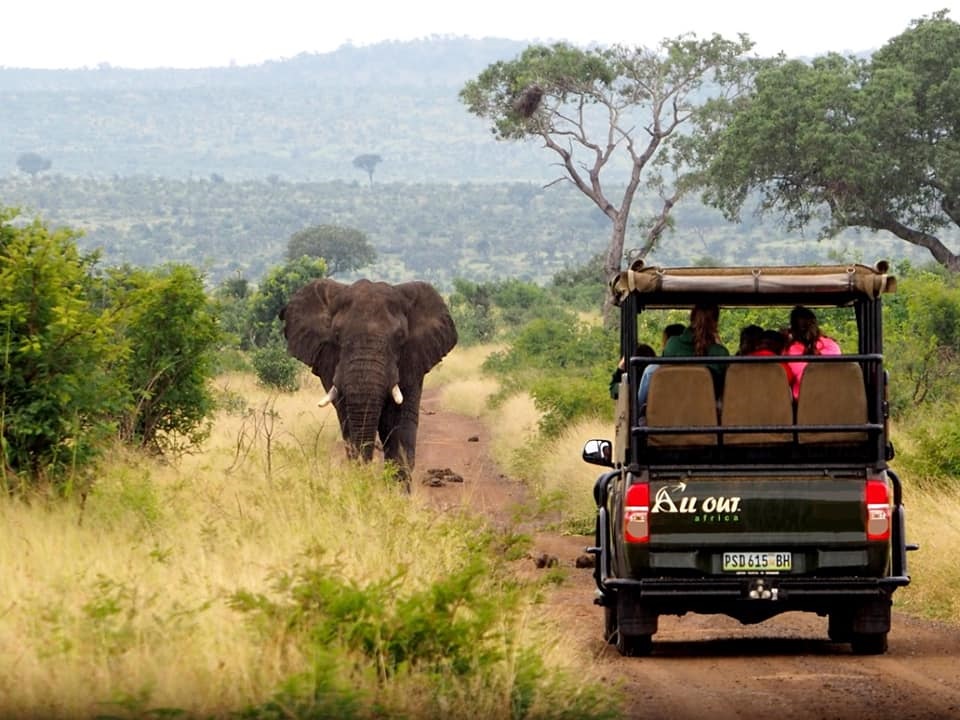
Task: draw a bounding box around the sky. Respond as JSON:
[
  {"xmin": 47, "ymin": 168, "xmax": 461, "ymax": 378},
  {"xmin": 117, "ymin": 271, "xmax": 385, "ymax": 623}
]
[{"xmin": 3, "ymin": 0, "xmax": 959, "ymax": 70}]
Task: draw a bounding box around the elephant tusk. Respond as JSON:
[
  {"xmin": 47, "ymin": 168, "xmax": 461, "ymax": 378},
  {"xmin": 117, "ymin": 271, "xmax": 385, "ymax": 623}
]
[
  {"xmin": 391, "ymin": 385, "xmax": 404, "ymax": 404},
  {"xmin": 318, "ymin": 385, "xmax": 339, "ymax": 407}
]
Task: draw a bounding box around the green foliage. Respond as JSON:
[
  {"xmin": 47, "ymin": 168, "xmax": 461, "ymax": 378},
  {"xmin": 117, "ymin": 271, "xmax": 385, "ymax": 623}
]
[
  {"xmin": 884, "ymin": 266, "xmax": 960, "ymax": 414},
  {"xmin": 489, "ymin": 279, "xmax": 553, "ymax": 327},
  {"xmin": 448, "ymin": 278, "xmax": 496, "ymax": 345},
  {"xmin": 212, "ymin": 271, "xmax": 252, "ymax": 346},
  {"xmin": 700, "ymin": 10, "xmax": 960, "ymax": 273},
  {"xmin": 108, "ymin": 264, "xmax": 220, "ymax": 454},
  {"xmin": 286, "ymin": 225, "xmax": 376, "ymax": 276},
  {"xmin": 460, "ymin": 42, "xmax": 615, "ymax": 142},
  {"xmin": 530, "ymin": 371, "xmax": 612, "ymax": 438},
  {"xmin": 252, "ymin": 341, "xmax": 301, "ymax": 392},
  {"xmin": 548, "ymin": 253, "xmax": 608, "ymax": 312},
  {"xmin": 248, "ymin": 256, "xmax": 327, "ymax": 348},
  {"xmin": 898, "ymin": 399, "xmax": 960, "ymax": 487},
  {"xmin": 231, "ymin": 551, "xmax": 614, "ymax": 720},
  {"xmin": 485, "ymin": 315, "xmax": 615, "ymax": 373},
  {"xmin": 0, "ymin": 209, "xmax": 123, "ymax": 488},
  {"xmin": 484, "ymin": 314, "xmax": 618, "ymax": 433}
]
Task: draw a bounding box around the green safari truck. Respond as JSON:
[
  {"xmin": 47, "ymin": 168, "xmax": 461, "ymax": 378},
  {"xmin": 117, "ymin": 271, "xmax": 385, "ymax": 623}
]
[{"xmin": 583, "ymin": 262, "xmax": 914, "ymax": 656}]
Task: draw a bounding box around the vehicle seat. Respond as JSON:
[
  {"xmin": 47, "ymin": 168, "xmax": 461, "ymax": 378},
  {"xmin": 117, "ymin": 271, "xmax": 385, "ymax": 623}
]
[
  {"xmin": 721, "ymin": 363, "xmax": 794, "ymax": 445},
  {"xmin": 646, "ymin": 366, "xmax": 718, "ymax": 446},
  {"xmin": 796, "ymin": 362, "xmax": 868, "ymax": 443}
]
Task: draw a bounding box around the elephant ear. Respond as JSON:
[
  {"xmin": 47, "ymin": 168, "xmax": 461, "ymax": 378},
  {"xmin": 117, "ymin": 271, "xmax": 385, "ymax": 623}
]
[
  {"xmin": 279, "ymin": 278, "xmax": 345, "ymax": 387},
  {"xmin": 398, "ymin": 281, "xmax": 458, "ymax": 377}
]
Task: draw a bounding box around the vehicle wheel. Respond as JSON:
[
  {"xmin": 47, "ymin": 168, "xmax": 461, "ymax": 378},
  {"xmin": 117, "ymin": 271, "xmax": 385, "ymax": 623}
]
[
  {"xmin": 604, "ymin": 604, "xmax": 618, "ymax": 645},
  {"xmin": 851, "ymin": 632, "xmax": 888, "ymax": 655},
  {"xmin": 828, "ymin": 611, "xmax": 854, "ymax": 643},
  {"xmin": 615, "ymin": 631, "xmax": 653, "ymax": 657}
]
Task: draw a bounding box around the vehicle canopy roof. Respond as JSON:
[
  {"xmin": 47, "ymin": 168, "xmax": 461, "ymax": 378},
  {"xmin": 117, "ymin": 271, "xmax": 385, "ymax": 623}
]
[{"xmin": 611, "ymin": 261, "xmax": 896, "ymax": 308}]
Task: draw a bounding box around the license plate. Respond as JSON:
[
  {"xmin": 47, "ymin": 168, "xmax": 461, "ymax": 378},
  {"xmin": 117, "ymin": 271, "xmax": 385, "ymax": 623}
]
[{"xmin": 722, "ymin": 551, "xmax": 792, "ymax": 572}]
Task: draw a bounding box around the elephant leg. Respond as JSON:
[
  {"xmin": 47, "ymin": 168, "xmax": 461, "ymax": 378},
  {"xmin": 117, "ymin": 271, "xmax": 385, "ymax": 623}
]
[{"xmin": 379, "ymin": 401, "xmax": 419, "ymax": 491}]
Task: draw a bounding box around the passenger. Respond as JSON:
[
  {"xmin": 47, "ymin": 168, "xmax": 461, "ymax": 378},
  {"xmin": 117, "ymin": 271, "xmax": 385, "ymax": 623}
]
[
  {"xmin": 661, "ymin": 323, "xmax": 686, "ymax": 349},
  {"xmin": 753, "ymin": 328, "xmax": 787, "ymax": 356},
  {"xmin": 639, "ymin": 305, "xmax": 729, "ymax": 407},
  {"xmin": 737, "ymin": 324, "xmax": 764, "ymax": 355},
  {"xmin": 610, "ymin": 324, "xmax": 684, "ymax": 399},
  {"xmin": 746, "ymin": 328, "xmax": 795, "ymax": 386},
  {"xmin": 784, "ymin": 305, "xmax": 841, "ymax": 399},
  {"xmin": 609, "ymin": 343, "xmax": 656, "ymax": 399}
]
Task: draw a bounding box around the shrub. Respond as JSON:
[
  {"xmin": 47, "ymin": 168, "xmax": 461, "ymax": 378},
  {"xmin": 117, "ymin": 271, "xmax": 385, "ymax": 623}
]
[
  {"xmin": 530, "ymin": 372, "xmax": 612, "ymax": 438},
  {"xmin": 897, "ymin": 398, "xmax": 960, "ymax": 486},
  {"xmin": 108, "ymin": 264, "xmax": 221, "ymax": 454},
  {"xmin": 252, "ymin": 342, "xmax": 301, "ymax": 391},
  {"xmin": 0, "ymin": 210, "xmax": 123, "ymax": 489}
]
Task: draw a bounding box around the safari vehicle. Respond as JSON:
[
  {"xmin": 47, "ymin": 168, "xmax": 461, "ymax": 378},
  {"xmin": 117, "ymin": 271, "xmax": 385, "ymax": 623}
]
[{"xmin": 583, "ymin": 262, "xmax": 914, "ymax": 656}]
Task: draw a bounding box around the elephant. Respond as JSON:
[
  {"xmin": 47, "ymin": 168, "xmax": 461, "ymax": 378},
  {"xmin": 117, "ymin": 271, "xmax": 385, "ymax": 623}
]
[{"xmin": 279, "ymin": 278, "xmax": 457, "ymax": 484}]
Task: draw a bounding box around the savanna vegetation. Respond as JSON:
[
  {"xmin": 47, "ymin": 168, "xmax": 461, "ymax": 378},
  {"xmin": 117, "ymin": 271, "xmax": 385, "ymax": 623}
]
[{"xmin": 3, "ymin": 199, "xmax": 960, "ymax": 718}]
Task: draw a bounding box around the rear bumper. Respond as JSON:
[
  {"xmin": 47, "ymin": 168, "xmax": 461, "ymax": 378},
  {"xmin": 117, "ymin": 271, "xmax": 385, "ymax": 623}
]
[{"xmin": 601, "ymin": 574, "xmax": 910, "ymax": 600}]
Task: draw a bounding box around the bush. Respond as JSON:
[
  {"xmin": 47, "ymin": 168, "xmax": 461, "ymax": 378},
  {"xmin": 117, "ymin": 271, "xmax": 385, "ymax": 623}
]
[
  {"xmin": 108, "ymin": 264, "xmax": 221, "ymax": 454},
  {"xmin": 0, "ymin": 210, "xmax": 124, "ymax": 489},
  {"xmin": 530, "ymin": 372, "xmax": 612, "ymax": 438},
  {"xmin": 898, "ymin": 399, "xmax": 960, "ymax": 485},
  {"xmin": 252, "ymin": 342, "xmax": 301, "ymax": 391}
]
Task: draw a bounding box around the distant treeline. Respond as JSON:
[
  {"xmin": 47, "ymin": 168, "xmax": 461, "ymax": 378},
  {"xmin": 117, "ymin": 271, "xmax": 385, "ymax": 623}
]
[{"xmin": 0, "ymin": 174, "xmax": 923, "ymax": 289}]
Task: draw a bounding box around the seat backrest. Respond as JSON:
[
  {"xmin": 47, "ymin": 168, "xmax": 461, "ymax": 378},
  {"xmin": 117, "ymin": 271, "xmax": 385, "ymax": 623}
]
[
  {"xmin": 796, "ymin": 362, "xmax": 868, "ymax": 443},
  {"xmin": 646, "ymin": 365, "xmax": 718, "ymax": 446},
  {"xmin": 721, "ymin": 363, "xmax": 794, "ymax": 445}
]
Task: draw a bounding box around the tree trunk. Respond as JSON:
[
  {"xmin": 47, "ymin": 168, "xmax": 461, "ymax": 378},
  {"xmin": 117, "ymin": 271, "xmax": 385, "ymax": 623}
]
[{"xmin": 602, "ymin": 214, "xmax": 629, "ymax": 322}]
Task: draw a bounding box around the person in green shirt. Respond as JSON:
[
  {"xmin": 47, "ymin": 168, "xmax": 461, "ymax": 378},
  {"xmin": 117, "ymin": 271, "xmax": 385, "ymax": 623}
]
[{"xmin": 638, "ymin": 304, "xmax": 730, "ymax": 408}]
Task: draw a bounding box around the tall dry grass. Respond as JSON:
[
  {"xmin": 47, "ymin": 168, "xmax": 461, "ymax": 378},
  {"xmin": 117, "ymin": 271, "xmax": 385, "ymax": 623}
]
[
  {"xmin": 0, "ymin": 366, "xmax": 614, "ymax": 719},
  {"xmin": 893, "ymin": 480, "xmax": 960, "ymax": 623}
]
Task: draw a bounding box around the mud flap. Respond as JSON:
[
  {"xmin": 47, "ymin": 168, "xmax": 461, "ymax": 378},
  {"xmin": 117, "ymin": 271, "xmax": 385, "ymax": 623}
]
[
  {"xmin": 617, "ymin": 591, "xmax": 659, "ymax": 635},
  {"xmin": 853, "ymin": 596, "xmax": 891, "ymax": 634}
]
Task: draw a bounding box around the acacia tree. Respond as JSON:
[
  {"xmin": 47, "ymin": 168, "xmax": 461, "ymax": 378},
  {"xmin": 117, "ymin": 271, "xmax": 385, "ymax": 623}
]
[
  {"xmin": 699, "ymin": 11, "xmax": 960, "ymax": 272},
  {"xmin": 353, "ymin": 153, "xmax": 383, "ymax": 186},
  {"xmin": 460, "ymin": 35, "xmax": 756, "ymax": 306},
  {"xmin": 16, "ymin": 152, "xmax": 52, "ymax": 176}
]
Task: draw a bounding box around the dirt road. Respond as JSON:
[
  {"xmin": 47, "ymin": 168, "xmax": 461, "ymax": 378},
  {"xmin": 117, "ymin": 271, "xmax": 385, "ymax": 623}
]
[{"xmin": 413, "ymin": 390, "xmax": 960, "ymax": 720}]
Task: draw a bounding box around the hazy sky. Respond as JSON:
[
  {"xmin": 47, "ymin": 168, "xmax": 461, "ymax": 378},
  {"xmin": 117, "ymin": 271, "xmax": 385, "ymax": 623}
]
[{"xmin": 4, "ymin": 1, "xmax": 958, "ymax": 69}]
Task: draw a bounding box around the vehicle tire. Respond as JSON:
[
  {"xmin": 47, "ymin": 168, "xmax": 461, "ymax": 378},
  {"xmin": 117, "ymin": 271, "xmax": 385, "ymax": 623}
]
[
  {"xmin": 615, "ymin": 631, "xmax": 653, "ymax": 657},
  {"xmin": 851, "ymin": 632, "xmax": 888, "ymax": 655},
  {"xmin": 604, "ymin": 604, "xmax": 618, "ymax": 645},
  {"xmin": 828, "ymin": 611, "xmax": 854, "ymax": 643}
]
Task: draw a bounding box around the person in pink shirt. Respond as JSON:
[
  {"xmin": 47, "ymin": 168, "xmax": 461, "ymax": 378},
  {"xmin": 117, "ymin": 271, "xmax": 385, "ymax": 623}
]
[{"xmin": 784, "ymin": 305, "xmax": 841, "ymax": 399}]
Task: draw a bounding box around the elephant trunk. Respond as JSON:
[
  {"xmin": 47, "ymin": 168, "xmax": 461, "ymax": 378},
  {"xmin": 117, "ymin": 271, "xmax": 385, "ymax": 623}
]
[{"xmin": 339, "ymin": 342, "xmax": 398, "ymax": 461}]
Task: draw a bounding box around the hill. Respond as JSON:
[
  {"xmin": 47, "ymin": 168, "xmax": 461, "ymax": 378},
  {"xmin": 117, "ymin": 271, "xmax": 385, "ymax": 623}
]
[
  {"xmin": 1, "ymin": 37, "xmax": 553, "ymax": 183},
  {"xmin": 0, "ymin": 37, "xmax": 931, "ymax": 286}
]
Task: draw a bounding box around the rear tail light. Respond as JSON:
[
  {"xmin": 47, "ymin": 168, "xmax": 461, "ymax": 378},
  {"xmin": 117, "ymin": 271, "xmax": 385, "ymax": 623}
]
[
  {"xmin": 865, "ymin": 476, "xmax": 891, "ymax": 541},
  {"xmin": 624, "ymin": 482, "xmax": 650, "ymax": 543}
]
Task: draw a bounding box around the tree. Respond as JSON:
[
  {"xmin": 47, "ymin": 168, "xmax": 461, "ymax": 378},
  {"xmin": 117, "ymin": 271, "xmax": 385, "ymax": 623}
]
[
  {"xmin": 0, "ymin": 209, "xmax": 122, "ymax": 489},
  {"xmin": 698, "ymin": 11, "xmax": 960, "ymax": 273},
  {"xmin": 248, "ymin": 255, "xmax": 328, "ymax": 348},
  {"xmin": 353, "ymin": 153, "xmax": 383, "ymax": 186},
  {"xmin": 286, "ymin": 224, "xmax": 376, "ymax": 276},
  {"xmin": 16, "ymin": 152, "xmax": 52, "ymax": 176},
  {"xmin": 108, "ymin": 264, "xmax": 221, "ymax": 454},
  {"xmin": 460, "ymin": 36, "xmax": 756, "ymax": 311}
]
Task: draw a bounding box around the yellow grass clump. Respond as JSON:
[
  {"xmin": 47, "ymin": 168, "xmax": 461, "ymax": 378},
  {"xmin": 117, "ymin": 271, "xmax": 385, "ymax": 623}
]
[{"xmin": 893, "ymin": 480, "xmax": 960, "ymax": 624}]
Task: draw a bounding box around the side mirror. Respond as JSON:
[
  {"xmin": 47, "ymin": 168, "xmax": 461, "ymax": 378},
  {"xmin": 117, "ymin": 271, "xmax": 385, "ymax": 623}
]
[{"xmin": 582, "ymin": 439, "xmax": 613, "ymax": 467}]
